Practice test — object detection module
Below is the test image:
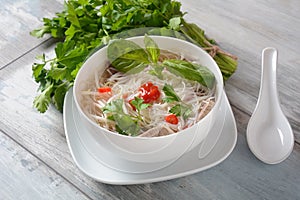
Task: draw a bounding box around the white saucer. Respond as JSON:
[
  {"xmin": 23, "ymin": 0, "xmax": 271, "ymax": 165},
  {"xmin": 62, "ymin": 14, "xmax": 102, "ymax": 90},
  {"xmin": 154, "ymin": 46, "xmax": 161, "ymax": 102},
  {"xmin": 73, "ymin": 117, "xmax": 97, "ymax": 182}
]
[{"xmin": 63, "ymin": 89, "xmax": 237, "ymax": 185}]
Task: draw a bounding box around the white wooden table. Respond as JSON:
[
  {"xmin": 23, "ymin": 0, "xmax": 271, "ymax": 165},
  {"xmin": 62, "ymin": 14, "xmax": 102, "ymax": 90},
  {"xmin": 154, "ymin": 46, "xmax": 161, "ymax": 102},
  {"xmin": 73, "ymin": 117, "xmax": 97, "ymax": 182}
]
[{"xmin": 1, "ymin": 0, "xmax": 300, "ymax": 199}]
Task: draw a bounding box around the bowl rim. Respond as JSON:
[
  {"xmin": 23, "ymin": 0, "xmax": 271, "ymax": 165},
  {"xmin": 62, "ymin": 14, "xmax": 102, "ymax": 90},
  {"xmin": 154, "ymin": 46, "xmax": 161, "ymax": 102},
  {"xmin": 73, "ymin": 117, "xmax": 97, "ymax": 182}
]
[{"xmin": 73, "ymin": 35, "xmax": 224, "ymax": 140}]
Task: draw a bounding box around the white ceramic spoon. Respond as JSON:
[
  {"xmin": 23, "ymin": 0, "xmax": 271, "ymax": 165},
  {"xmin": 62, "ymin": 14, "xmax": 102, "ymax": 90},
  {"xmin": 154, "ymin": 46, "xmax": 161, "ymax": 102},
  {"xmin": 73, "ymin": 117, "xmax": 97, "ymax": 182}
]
[{"xmin": 246, "ymin": 47, "xmax": 294, "ymax": 164}]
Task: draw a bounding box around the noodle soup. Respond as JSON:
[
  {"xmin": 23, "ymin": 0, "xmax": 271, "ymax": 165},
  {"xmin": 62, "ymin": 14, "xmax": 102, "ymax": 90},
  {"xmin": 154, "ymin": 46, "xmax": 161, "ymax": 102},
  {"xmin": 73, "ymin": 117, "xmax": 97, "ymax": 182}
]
[
  {"xmin": 81, "ymin": 52, "xmax": 215, "ymax": 137},
  {"xmin": 73, "ymin": 36, "xmax": 223, "ymax": 163},
  {"xmin": 80, "ymin": 36, "xmax": 216, "ymax": 137}
]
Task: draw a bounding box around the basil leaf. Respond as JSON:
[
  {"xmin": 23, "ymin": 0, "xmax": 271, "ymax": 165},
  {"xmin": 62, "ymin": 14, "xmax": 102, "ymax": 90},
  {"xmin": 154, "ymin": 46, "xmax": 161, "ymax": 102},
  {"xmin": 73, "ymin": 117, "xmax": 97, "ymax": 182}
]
[
  {"xmin": 107, "ymin": 39, "xmax": 150, "ymax": 73},
  {"xmin": 114, "ymin": 113, "xmax": 140, "ymax": 136},
  {"xmin": 103, "ymin": 99, "xmax": 124, "ymax": 114},
  {"xmin": 163, "ymin": 59, "xmax": 215, "ymax": 88},
  {"xmin": 144, "ymin": 35, "xmax": 160, "ymax": 63},
  {"xmin": 103, "ymin": 99, "xmax": 140, "ymax": 136},
  {"xmin": 162, "ymin": 84, "xmax": 181, "ymax": 102}
]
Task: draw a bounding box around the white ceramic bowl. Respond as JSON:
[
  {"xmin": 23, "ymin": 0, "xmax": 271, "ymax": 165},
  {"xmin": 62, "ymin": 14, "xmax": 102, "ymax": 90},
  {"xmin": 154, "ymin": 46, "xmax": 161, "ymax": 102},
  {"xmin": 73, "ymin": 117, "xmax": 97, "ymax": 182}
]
[{"xmin": 73, "ymin": 36, "xmax": 224, "ymax": 163}]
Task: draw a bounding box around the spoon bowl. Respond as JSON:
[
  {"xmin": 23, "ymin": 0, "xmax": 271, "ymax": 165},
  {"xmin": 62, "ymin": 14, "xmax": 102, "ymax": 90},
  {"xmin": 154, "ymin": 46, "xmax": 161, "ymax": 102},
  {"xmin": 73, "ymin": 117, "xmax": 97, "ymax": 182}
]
[{"xmin": 246, "ymin": 47, "xmax": 294, "ymax": 164}]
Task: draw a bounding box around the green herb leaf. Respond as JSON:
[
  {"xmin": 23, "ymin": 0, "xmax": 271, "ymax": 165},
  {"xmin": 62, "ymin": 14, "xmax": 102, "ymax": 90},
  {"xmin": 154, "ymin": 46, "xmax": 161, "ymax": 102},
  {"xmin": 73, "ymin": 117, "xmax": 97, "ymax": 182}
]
[
  {"xmin": 114, "ymin": 114, "xmax": 140, "ymax": 136},
  {"xmin": 162, "ymin": 83, "xmax": 192, "ymax": 119},
  {"xmin": 169, "ymin": 104, "xmax": 192, "ymax": 120},
  {"xmin": 163, "ymin": 59, "xmax": 215, "ymax": 88},
  {"xmin": 103, "ymin": 99, "xmax": 124, "ymax": 114},
  {"xmin": 180, "ymin": 19, "xmax": 237, "ymax": 80},
  {"xmin": 32, "ymin": 62, "xmax": 46, "ymax": 81},
  {"xmin": 162, "ymin": 84, "xmax": 181, "ymax": 102},
  {"xmin": 148, "ymin": 64, "xmax": 164, "ymax": 79},
  {"xmin": 66, "ymin": 2, "xmax": 81, "ymax": 28},
  {"xmin": 53, "ymin": 82, "xmax": 70, "ymax": 112},
  {"xmin": 30, "ymin": 26, "xmax": 51, "ymax": 38},
  {"xmin": 103, "ymin": 99, "xmax": 140, "ymax": 136},
  {"xmin": 33, "ymin": 84, "xmax": 54, "ymax": 113},
  {"xmin": 144, "ymin": 35, "xmax": 160, "ymax": 63},
  {"xmin": 168, "ymin": 17, "xmax": 181, "ymax": 31},
  {"xmin": 107, "ymin": 39, "xmax": 149, "ymax": 73},
  {"xmin": 130, "ymin": 97, "xmax": 150, "ymax": 111}
]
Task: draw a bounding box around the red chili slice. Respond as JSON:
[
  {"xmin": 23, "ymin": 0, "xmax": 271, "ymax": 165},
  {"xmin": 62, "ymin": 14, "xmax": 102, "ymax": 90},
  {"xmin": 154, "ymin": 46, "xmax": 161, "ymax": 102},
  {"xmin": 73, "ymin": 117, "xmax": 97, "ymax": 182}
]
[
  {"xmin": 138, "ymin": 82, "xmax": 160, "ymax": 103},
  {"xmin": 98, "ymin": 87, "xmax": 112, "ymax": 93},
  {"xmin": 165, "ymin": 114, "xmax": 179, "ymax": 125}
]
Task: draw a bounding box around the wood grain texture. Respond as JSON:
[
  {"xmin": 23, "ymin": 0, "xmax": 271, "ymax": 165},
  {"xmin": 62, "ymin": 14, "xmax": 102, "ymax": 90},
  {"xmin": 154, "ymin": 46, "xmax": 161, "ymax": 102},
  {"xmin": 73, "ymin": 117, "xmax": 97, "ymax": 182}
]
[
  {"xmin": 0, "ymin": 0, "xmax": 63, "ymax": 68},
  {"xmin": 0, "ymin": 0, "xmax": 300, "ymax": 199},
  {"xmin": 0, "ymin": 130, "xmax": 90, "ymax": 200}
]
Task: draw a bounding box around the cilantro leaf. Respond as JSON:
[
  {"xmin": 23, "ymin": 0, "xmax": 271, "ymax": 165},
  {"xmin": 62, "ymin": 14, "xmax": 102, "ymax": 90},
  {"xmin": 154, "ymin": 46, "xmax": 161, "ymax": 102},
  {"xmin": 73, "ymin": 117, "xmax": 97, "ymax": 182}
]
[
  {"xmin": 168, "ymin": 17, "xmax": 181, "ymax": 31},
  {"xmin": 32, "ymin": 62, "xmax": 46, "ymax": 81},
  {"xmin": 53, "ymin": 82, "xmax": 70, "ymax": 112},
  {"xmin": 130, "ymin": 97, "xmax": 150, "ymax": 111},
  {"xmin": 33, "ymin": 84, "xmax": 54, "ymax": 113},
  {"xmin": 47, "ymin": 66, "xmax": 67, "ymax": 82},
  {"xmin": 30, "ymin": 26, "xmax": 51, "ymax": 38},
  {"xmin": 66, "ymin": 2, "xmax": 81, "ymax": 28}
]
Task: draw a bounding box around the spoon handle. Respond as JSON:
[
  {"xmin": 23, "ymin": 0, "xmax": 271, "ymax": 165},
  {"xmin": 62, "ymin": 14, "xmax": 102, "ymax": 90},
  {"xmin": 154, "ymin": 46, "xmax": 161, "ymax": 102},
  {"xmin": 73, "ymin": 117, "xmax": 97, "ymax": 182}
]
[{"xmin": 260, "ymin": 47, "xmax": 280, "ymax": 110}]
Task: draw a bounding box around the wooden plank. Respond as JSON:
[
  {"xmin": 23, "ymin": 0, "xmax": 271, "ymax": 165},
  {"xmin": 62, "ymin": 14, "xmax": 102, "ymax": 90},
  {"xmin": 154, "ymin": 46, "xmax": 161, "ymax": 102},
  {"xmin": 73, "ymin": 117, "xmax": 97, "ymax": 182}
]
[
  {"xmin": 0, "ymin": 130, "xmax": 90, "ymax": 200},
  {"xmin": 0, "ymin": 0, "xmax": 63, "ymax": 67},
  {"xmin": 0, "ymin": 40, "xmax": 300, "ymax": 199}
]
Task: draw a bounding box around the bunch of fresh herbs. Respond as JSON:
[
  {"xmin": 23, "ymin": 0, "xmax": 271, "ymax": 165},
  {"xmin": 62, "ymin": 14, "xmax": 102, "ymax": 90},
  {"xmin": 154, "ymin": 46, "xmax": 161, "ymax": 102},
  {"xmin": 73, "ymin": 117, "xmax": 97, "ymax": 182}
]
[{"xmin": 31, "ymin": 0, "xmax": 237, "ymax": 113}]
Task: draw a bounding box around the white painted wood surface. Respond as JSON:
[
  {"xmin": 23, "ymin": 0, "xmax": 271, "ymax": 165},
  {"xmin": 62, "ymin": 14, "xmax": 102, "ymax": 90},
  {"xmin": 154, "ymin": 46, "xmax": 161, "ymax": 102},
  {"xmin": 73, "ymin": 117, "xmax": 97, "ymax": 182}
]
[{"xmin": 0, "ymin": 0, "xmax": 299, "ymax": 199}]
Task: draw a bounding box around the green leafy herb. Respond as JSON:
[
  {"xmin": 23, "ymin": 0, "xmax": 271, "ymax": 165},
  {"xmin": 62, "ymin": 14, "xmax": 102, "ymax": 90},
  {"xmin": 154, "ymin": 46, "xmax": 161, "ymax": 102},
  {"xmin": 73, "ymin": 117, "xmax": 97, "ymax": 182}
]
[
  {"xmin": 103, "ymin": 99, "xmax": 140, "ymax": 136},
  {"xmin": 180, "ymin": 20, "xmax": 237, "ymax": 80},
  {"xmin": 130, "ymin": 97, "xmax": 151, "ymax": 112},
  {"xmin": 31, "ymin": 40, "xmax": 87, "ymax": 113},
  {"xmin": 113, "ymin": 114, "xmax": 140, "ymax": 136},
  {"xmin": 103, "ymin": 99, "xmax": 124, "ymax": 114},
  {"xmin": 162, "ymin": 83, "xmax": 192, "ymax": 119},
  {"xmin": 162, "ymin": 84, "xmax": 181, "ymax": 102},
  {"xmin": 163, "ymin": 59, "xmax": 215, "ymax": 88},
  {"xmin": 107, "ymin": 39, "xmax": 149, "ymax": 73},
  {"xmin": 33, "ymin": 84, "xmax": 54, "ymax": 113},
  {"xmin": 144, "ymin": 34, "xmax": 160, "ymax": 63},
  {"xmin": 168, "ymin": 17, "xmax": 181, "ymax": 31},
  {"xmin": 169, "ymin": 104, "xmax": 192, "ymax": 120}
]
